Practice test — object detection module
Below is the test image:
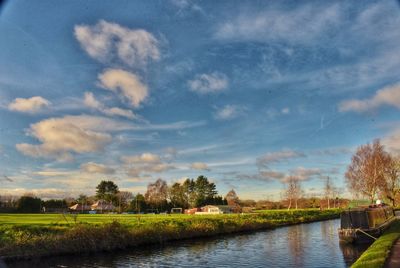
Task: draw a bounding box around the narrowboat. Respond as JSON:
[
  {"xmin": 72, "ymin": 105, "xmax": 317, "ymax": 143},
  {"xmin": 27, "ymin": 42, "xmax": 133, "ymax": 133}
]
[{"xmin": 338, "ymin": 205, "xmax": 395, "ymax": 243}]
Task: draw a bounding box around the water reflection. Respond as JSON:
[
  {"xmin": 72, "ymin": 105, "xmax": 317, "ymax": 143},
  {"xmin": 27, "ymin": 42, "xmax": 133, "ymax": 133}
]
[
  {"xmin": 7, "ymin": 219, "xmax": 368, "ymax": 268},
  {"xmin": 339, "ymin": 242, "xmax": 370, "ymax": 267}
]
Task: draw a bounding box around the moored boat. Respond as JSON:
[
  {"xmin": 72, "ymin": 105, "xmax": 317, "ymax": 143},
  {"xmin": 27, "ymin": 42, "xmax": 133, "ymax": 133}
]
[{"xmin": 338, "ymin": 205, "xmax": 395, "ymax": 243}]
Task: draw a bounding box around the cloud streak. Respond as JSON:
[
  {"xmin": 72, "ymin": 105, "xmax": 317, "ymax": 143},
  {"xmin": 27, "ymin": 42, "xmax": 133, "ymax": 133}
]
[
  {"xmin": 84, "ymin": 92, "xmax": 135, "ymax": 119},
  {"xmin": 339, "ymin": 84, "xmax": 400, "ymax": 113}
]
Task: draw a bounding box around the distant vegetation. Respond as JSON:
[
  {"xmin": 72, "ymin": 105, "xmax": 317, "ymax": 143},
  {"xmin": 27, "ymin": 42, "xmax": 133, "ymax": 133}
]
[{"xmin": 0, "ymin": 175, "xmax": 349, "ymax": 214}]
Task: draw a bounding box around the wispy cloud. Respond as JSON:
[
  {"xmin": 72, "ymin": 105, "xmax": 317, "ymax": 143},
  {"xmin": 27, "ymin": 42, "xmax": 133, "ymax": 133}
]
[
  {"xmin": 84, "ymin": 92, "xmax": 135, "ymax": 119},
  {"xmin": 122, "ymin": 152, "xmax": 175, "ymax": 177},
  {"xmin": 188, "ymin": 72, "xmax": 228, "ymax": 94},
  {"xmin": 257, "ymin": 149, "xmax": 306, "ymax": 168},
  {"xmin": 190, "ymin": 162, "xmax": 210, "ymax": 171},
  {"xmin": 80, "ymin": 162, "xmax": 115, "ymax": 174},
  {"xmin": 74, "ymin": 20, "xmax": 160, "ymax": 67},
  {"xmin": 214, "ymin": 105, "xmax": 244, "ymax": 120},
  {"xmin": 215, "ymin": 3, "xmax": 341, "ymax": 44}
]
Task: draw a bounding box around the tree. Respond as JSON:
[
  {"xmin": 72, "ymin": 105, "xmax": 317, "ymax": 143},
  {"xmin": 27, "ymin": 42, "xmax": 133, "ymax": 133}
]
[
  {"xmin": 96, "ymin": 180, "xmax": 119, "ymax": 205},
  {"xmin": 381, "ymin": 155, "xmax": 400, "ymax": 206},
  {"xmin": 193, "ymin": 175, "xmax": 218, "ymax": 207},
  {"xmin": 130, "ymin": 193, "xmax": 147, "ymax": 213},
  {"xmin": 17, "ymin": 195, "xmax": 42, "ymax": 213},
  {"xmin": 169, "ymin": 182, "xmax": 187, "ymax": 208},
  {"xmin": 345, "ymin": 140, "xmax": 390, "ymax": 203},
  {"xmin": 284, "ymin": 176, "xmax": 302, "ymax": 210},
  {"xmin": 182, "ymin": 178, "xmax": 196, "ymax": 208},
  {"xmin": 117, "ymin": 191, "xmax": 133, "ymax": 212},
  {"xmin": 225, "ymin": 189, "xmax": 240, "ymax": 207},
  {"xmin": 324, "ymin": 176, "xmax": 333, "ymax": 209},
  {"xmin": 145, "ymin": 179, "xmax": 168, "ymax": 211}
]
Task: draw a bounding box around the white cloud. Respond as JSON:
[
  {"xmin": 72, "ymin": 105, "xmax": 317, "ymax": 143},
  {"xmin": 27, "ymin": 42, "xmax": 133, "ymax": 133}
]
[
  {"xmin": 288, "ymin": 167, "xmax": 322, "ymax": 181},
  {"xmin": 122, "ymin": 153, "xmax": 175, "ymax": 176},
  {"xmin": 215, "ymin": 3, "xmax": 341, "ymax": 44},
  {"xmin": 121, "ymin": 153, "xmax": 161, "ymax": 164},
  {"xmin": 15, "ymin": 115, "xmax": 123, "ymax": 161},
  {"xmin": 84, "ymin": 92, "xmax": 135, "ymax": 119},
  {"xmin": 339, "ymin": 84, "xmax": 400, "ymax": 113},
  {"xmin": 214, "ymin": 105, "xmax": 243, "ymax": 120},
  {"xmin": 98, "ymin": 69, "xmax": 148, "ymax": 108},
  {"xmin": 74, "ymin": 20, "xmax": 160, "ymax": 66},
  {"xmin": 188, "ymin": 72, "xmax": 228, "ymax": 94},
  {"xmin": 190, "ymin": 162, "xmax": 210, "ymax": 171},
  {"xmin": 83, "ymin": 92, "xmax": 102, "ymax": 109},
  {"xmin": 281, "ymin": 107, "xmax": 290, "ymax": 114},
  {"xmin": 80, "ymin": 162, "xmax": 115, "ymax": 174},
  {"xmin": 8, "ymin": 96, "xmax": 51, "ymax": 113},
  {"xmin": 257, "ymin": 149, "xmax": 306, "ymax": 168},
  {"xmin": 383, "ymin": 127, "xmax": 400, "ymax": 155}
]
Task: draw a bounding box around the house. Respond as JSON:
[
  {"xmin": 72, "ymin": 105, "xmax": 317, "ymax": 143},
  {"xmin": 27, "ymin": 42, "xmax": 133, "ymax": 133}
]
[
  {"xmin": 184, "ymin": 208, "xmax": 201, "ymax": 214},
  {"xmin": 91, "ymin": 200, "xmax": 115, "ymax": 212},
  {"xmin": 195, "ymin": 205, "xmax": 233, "ymax": 215},
  {"xmin": 69, "ymin": 204, "xmax": 91, "ymax": 212}
]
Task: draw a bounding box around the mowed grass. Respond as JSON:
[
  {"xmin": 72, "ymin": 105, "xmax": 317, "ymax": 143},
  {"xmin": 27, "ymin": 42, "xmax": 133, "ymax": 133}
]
[
  {"xmin": 351, "ymin": 220, "xmax": 400, "ymax": 268},
  {"xmin": 0, "ymin": 208, "xmax": 338, "ymax": 227}
]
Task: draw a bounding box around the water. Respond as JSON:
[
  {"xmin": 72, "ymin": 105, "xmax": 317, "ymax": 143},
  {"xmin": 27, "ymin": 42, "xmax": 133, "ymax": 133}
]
[{"xmin": 6, "ymin": 219, "xmax": 369, "ymax": 268}]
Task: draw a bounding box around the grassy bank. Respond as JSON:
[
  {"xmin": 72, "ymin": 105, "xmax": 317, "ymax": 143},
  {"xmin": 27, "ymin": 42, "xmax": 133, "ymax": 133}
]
[
  {"xmin": 0, "ymin": 209, "xmax": 340, "ymax": 260},
  {"xmin": 351, "ymin": 220, "xmax": 400, "ymax": 268}
]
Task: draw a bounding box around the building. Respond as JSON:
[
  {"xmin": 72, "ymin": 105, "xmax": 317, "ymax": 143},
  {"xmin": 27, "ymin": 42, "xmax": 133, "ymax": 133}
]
[
  {"xmin": 69, "ymin": 204, "xmax": 91, "ymax": 212},
  {"xmin": 91, "ymin": 200, "xmax": 115, "ymax": 212},
  {"xmin": 195, "ymin": 205, "xmax": 233, "ymax": 215}
]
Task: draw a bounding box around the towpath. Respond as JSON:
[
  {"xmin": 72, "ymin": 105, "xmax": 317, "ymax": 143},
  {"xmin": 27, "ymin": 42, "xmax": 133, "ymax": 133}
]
[{"xmin": 384, "ymin": 239, "xmax": 400, "ymax": 268}]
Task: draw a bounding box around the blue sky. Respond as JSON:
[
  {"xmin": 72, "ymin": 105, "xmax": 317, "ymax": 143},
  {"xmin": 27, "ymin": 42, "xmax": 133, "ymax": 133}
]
[{"xmin": 1, "ymin": 0, "xmax": 400, "ymax": 200}]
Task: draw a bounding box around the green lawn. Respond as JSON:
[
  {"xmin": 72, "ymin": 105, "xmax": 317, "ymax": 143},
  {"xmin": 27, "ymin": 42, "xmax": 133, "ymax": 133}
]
[
  {"xmin": 0, "ymin": 209, "xmax": 341, "ymax": 259},
  {"xmin": 0, "ymin": 208, "xmax": 338, "ymax": 227}
]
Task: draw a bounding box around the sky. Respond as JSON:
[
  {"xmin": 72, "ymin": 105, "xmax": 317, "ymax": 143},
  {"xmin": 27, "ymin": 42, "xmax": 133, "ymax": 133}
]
[{"xmin": 1, "ymin": 0, "xmax": 400, "ymax": 200}]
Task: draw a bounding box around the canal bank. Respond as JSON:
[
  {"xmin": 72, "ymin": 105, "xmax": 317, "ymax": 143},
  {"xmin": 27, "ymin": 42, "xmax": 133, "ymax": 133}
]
[
  {"xmin": 0, "ymin": 210, "xmax": 340, "ymax": 262},
  {"xmin": 6, "ymin": 218, "xmax": 363, "ymax": 268},
  {"xmin": 351, "ymin": 219, "xmax": 400, "ymax": 268}
]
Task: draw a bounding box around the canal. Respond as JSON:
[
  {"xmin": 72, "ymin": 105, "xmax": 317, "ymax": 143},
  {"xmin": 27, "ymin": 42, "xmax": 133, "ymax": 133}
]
[{"xmin": 6, "ymin": 219, "xmax": 369, "ymax": 268}]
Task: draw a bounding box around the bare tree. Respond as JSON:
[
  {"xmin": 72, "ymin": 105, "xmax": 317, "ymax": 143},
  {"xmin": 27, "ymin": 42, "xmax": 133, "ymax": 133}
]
[
  {"xmin": 117, "ymin": 191, "xmax": 133, "ymax": 213},
  {"xmin": 284, "ymin": 176, "xmax": 302, "ymax": 210},
  {"xmin": 145, "ymin": 178, "xmax": 168, "ymax": 211},
  {"xmin": 345, "ymin": 139, "xmax": 390, "ymax": 203},
  {"xmin": 381, "ymin": 155, "xmax": 400, "ymax": 206},
  {"xmin": 324, "ymin": 176, "xmax": 333, "ymax": 209}
]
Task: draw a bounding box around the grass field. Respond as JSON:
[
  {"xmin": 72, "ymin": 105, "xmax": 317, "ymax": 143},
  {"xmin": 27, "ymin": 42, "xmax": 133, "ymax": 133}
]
[
  {"xmin": 351, "ymin": 219, "xmax": 400, "ymax": 268},
  {"xmin": 0, "ymin": 209, "xmax": 340, "ymax": 260}
]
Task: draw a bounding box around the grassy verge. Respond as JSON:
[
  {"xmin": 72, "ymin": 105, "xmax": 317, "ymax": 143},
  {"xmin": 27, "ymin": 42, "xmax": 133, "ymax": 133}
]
[
  {"xmin": 0, "ymin": 209, "xmax": 340, "ymax": 260},
  {"xmin": 351, "ymin": 220, "xmax": 400, "ymax": 268}
]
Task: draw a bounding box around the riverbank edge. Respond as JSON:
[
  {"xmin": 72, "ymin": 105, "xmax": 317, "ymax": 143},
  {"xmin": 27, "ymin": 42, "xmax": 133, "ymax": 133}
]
[
  {"xmin": 351, "ymin": 219, "xmax": 400, "ymax": 268},
  {"xmin": 1, "ymin": 211, "xmax": 340, "ymax": 261}
]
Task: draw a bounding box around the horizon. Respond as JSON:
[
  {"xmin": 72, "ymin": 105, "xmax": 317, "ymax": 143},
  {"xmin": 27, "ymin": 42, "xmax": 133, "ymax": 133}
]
[{"xmin": 2, "ymin": 0, "xmax": 400, "ymax": 200}]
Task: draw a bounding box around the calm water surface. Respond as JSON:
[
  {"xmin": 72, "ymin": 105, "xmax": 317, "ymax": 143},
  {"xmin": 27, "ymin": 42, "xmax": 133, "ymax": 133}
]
[{"xmin": 6, "ymin": 219, "xmax": 369, "ymax": 268}]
